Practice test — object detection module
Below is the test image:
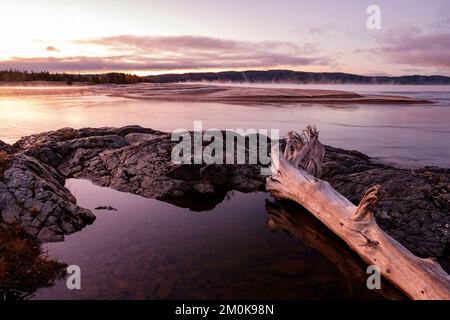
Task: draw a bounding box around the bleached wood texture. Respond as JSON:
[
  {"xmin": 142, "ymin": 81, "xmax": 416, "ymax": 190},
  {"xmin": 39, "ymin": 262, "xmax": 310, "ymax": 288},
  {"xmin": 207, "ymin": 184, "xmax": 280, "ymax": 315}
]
[
  {"xmin": 266, "ymin": 200, "xmax": 406, "ymax": 300},
  {"xmin": 266, "ymin": 126, "xmax": 450, "ymax": 300}
]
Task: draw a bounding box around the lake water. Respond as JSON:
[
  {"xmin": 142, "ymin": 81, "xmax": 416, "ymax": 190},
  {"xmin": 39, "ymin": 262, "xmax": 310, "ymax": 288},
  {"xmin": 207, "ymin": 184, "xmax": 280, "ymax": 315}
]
[
  {"xmin": 34, "ymin": 179, "xmax": 399, "ymax": 300},
  {"xmin": 1, "ymin": 84, "xmax": 450, "ymax": 168},
  {"xmin": 1, "ymin": 83, "xmax": 448, "ymax": 299}
]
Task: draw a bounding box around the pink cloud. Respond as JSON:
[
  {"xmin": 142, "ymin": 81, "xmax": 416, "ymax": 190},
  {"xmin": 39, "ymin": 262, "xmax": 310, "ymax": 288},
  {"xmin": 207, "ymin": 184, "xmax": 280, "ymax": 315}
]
[
  {"xmin": 45, "ymin": 46, "xmax": 60, "ymax": 53},
  {"xmin": 1, "ymin": 35, "xmax": 331, "ymax": 73},
  {"xmin": 378, "ymin": 31, "xmax": 450, "ymax": 69}
]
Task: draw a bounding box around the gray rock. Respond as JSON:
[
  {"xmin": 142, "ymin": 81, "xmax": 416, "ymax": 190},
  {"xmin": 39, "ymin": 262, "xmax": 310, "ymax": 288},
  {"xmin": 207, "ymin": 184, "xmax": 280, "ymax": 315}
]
[
  {"xmin": 0, "ymin": 153, "xmax": 95, "ymax": 242},
  {"xmin": 1, "ymin": 126, "xmax": 449, "ymax": 260}
]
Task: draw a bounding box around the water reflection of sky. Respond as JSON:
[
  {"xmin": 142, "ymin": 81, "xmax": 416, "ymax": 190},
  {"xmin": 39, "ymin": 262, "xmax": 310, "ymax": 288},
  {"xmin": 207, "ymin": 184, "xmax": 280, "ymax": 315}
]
[
  {"xmin": 1, "ymin": 85, "xmax": 450, "ymax": 168},
  {"xmin": 34, "ymin": 179, "xmax": 393, "ymax": 300},
  {"xmin": 6, "ymin": 84, "xmax": 424, "ymax": 299}
]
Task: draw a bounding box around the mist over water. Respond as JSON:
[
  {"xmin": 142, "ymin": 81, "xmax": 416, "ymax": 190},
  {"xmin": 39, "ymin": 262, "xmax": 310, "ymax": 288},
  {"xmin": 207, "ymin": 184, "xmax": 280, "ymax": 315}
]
[
  {"xmin": 2, "ymin": 83, "xmax": 446, "ymax": 299},
  {"xmin": 1, "ymin": 84, "xmax": 449, "ymax": 168}
]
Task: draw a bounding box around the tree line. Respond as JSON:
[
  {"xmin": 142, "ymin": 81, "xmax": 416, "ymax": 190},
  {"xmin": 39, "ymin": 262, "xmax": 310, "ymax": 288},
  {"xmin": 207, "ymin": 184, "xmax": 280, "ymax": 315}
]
[{"xmin": 0, "ymin": 69, "xmax": 143, "ymax": 84}]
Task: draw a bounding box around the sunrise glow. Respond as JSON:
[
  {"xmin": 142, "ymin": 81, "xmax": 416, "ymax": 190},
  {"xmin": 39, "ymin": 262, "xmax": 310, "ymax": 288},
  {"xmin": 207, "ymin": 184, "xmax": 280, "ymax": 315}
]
[{"xmin": 0, "ymin": 0, "xmax": 449, "ymax": 76}]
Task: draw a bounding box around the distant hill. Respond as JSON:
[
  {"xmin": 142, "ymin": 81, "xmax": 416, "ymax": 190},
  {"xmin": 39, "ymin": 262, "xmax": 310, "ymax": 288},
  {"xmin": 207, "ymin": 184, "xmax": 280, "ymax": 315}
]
[
  {"xmin": 0, "ymin": 70, "xmax": 142, "ymax": 84},
  {"xmin": 145, "ymin": 70, "xmax": 450, "ymax": 85},
  {"xmin": 2, "ymin": 69, "xmax": 450, "ymax": 85}
]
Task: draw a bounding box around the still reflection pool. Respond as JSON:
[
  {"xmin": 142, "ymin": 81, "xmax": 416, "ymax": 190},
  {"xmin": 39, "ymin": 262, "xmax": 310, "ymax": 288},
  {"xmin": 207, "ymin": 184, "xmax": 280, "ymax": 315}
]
[
  {"xmin": 2, "ymin": 84, "xmax": 445, "ymax": 299},
  {"xmin": 34, "ymin": 179, "xmax": 400, "ymax": 300}
]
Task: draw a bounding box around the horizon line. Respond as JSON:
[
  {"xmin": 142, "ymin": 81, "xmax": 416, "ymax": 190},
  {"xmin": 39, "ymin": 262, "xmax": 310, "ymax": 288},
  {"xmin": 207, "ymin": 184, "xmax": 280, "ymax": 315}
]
[{"xmin": 2, "ymin": 68, "xmax": 450, "ymax": 79}]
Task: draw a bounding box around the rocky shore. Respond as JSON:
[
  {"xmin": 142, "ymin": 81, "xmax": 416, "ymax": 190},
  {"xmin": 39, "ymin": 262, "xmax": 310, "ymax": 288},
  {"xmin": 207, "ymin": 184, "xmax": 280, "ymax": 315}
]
[{"xmin": 0, "ymin": 126, "xmax": 448, "ymax": 261}]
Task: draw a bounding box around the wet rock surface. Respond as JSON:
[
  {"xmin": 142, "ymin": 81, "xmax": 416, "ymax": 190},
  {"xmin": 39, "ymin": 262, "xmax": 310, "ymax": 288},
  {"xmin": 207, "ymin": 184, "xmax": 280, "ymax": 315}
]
[
  {"xmin": 322, "ymin": 146, "xmax": 450, "ymax": 258},
  {"xmin": 15, "ymin": 126, "xmax": 266, "ymax": 211},
  {"xmin": 0, "ymin": 153, "xmax": 95, "ymax": 242},
  {"xmin": 0, "ymin": 140, "xmax": 9, "ymax": 151},
  {"xmin": 0, "ymin": 126, "xmax": 449, "ymax": 261}
]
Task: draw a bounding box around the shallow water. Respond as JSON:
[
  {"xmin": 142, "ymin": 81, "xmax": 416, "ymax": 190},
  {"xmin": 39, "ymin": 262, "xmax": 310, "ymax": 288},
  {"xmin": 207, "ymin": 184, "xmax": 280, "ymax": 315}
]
[
  {"xmin": 34, "ymin": 179, "xmax": 396, "ymax": 300},
  {"xmin": 1, "ymin": 84, "xmax": 450, "ymax": 167},
  {"xmin": 1, "ymin": 83, "xmax": 448, "ymax": 299}
]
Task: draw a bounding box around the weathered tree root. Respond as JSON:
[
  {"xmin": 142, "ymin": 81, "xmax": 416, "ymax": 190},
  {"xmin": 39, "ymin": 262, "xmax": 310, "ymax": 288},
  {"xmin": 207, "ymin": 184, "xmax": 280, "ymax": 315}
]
[
  {"xmin": 284, "ymin": 125, "xmax": 325, "ymax": 178},
  {"xmin": 267, "ymin": 125, "xmax": 450, "ymax": 300},
  {"xmin": 353, "ymin": 184, "xmax": 381, "ymax": 222}
]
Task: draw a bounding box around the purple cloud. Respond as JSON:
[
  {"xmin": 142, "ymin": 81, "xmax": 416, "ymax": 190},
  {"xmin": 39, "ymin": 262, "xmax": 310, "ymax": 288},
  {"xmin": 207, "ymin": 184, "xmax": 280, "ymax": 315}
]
[
  {"xmin": 1, "ymin": 35, "xmax": 331, "ymax": 73},
  {"xmin": 75, "ymin": 35, "xmax": 304, "ymax": 54},
  {"xmin": 45, "ymin": 46, "xmax": 60, "ymax": 53},
  {"xmin": 378, "ymin": 31, "xmax": 450, "ymax": 69}
]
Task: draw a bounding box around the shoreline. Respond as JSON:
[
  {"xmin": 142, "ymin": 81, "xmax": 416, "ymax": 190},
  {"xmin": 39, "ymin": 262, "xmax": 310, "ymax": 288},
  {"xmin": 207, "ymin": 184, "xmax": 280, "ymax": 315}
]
[
  {"xmin": 1, "ymin": 126, "xmax": 448, "ymax": 262},
  {"xmin": 0, "ymin": 81, "xmax": 433, "ymax": 104},
  {"xmin": 92, "ymin": 83, "xmax": 433, "ymax": 104},
  {"xmin": 0, "ymin": 81, "xmax": 90, "ymax": 87}
]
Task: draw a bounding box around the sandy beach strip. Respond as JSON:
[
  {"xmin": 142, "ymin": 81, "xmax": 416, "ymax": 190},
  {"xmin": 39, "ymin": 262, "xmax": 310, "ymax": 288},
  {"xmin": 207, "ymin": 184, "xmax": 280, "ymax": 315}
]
[{"xmin": 92, "ymin": 83, "xmax": 432, "ymax": 104}]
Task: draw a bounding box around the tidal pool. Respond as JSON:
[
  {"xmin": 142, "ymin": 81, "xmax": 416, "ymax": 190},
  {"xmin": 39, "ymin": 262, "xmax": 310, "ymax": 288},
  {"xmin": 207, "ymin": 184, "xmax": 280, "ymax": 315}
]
[
  {"xmin": 33, "ymin": 179, "xmax": 400, "ymax": 300},
  {"xmin": 2, "ymin": 83, "xmax": 446, "ymax": 299}
]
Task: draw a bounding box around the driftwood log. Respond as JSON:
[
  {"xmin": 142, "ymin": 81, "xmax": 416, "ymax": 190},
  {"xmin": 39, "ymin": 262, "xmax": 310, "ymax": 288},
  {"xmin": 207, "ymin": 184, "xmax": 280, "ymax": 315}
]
[
  {"xmin": 266, "ymin": 126, "xmax": 450, "ymax": 300},
  {"xmin": 266, "ymin": 200, "xmax": 405, "ymax": 300}
]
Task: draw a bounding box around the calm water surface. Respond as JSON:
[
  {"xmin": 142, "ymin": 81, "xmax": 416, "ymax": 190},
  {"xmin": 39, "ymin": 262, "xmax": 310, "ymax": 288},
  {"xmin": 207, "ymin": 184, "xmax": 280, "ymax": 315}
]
[
  {"xmin": 1, "ymin": 84, "xmax": 447, "ymax": 299},
  {"xmin": 1, "ymin": 84, "xmax": 450, "ymax": 167},
  {"xmin": 34, "ymin": 179, "xmax": 395, "ymax": 300}
]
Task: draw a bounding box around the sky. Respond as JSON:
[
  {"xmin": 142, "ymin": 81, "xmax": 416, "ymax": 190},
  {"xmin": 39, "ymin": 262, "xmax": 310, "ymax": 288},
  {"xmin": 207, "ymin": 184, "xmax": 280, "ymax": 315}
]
[{"xmin": 0, "ymin": 0, "xmax": 449, "ymax": 76}]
